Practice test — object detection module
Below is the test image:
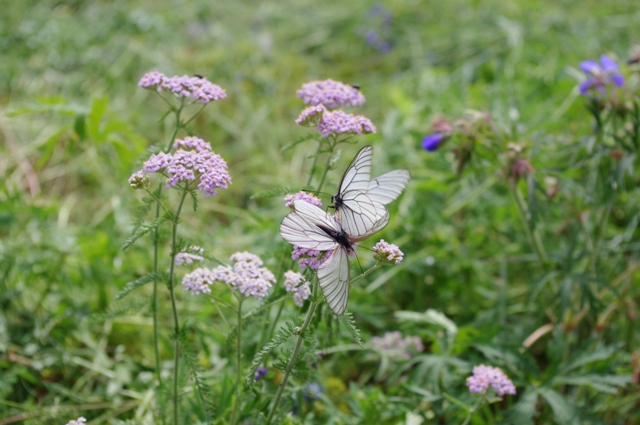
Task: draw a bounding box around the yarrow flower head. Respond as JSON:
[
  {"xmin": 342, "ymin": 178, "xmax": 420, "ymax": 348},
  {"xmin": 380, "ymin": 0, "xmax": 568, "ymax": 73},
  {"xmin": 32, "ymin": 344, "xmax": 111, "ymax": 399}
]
[
  {"xmin": 132, "ymin": 137, "xmax": 231, "ymax": 197},
  {"xmin": 210, "ymin": 252, "xmax": 275, "ymax": 300},
  {"xmin": 579, "ymin": 55, "xmax": 624, "ymax": 96},
  {"xmin": 297, "ymin": 79, "xmax": 366, "ymax": 108},
  {"xmin": 138, "ymin": 72, "xmax": 227, "ymax": 104},
  {"xmin": 295, "ymin": 104, "xmax": 328, "ymax": 126},
  {"xmin": 283, "ymin": 270, "xmax": 312, "ymax": 307},
  {"xmin": 371, "ymin": 331, "xmax": 424, "ymax": 360},
  {"xmin": 175, "ymin": 246, "xmax": 204, "ymax": 266},
  {"xmin": 182, "ymin": 267, "xmax": 215, "ymax": 295},
  {"xmin": 65, "ymin": 417, "xmax": 87, "ymax": 425},
  {"xmin": 373, "ymin": 240, "xmax": 404, "ymax": 264},
  {"xmin": 466, "ymin": 364, "xmax": 516, "ymax": 397},
  {"xmin": 316, "ymin": 110, "xmax": 376, "ymax": 138},
  {"xmin": 128, "ymin": 170, "xmax": 149, "ymax": 189},
  {"xmin": 284, "ymin": 191, "xmax": 322, "ymax": 208},
  {"xmin": 291, "ymin": 246, "xmax": 326, "ymax": 270}
]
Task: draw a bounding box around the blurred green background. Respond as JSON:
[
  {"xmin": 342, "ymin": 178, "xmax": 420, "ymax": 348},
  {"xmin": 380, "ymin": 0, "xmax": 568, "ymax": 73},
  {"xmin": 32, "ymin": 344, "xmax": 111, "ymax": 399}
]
[{"xmin": 2, "ymin": 0, "xmax": 640, "ymax": 423}]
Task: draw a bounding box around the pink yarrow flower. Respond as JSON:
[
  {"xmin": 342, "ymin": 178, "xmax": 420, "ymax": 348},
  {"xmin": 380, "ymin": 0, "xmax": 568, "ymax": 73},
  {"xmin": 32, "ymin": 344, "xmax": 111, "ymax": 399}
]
[
  {"xmin": 175, "ymin": 246, "xmax": 205, "ymax": 266},
  {"xmin": 182, "ymin": 268, "xmax": 216, "ymax": 295},
  {"xmin": 210, "ymin": 252, "xmax": 275, "ymax": 300},
  {"xmin": 316, "ymin": 110, "xmax": 376, "ymax": 138},
  {"xmin": 283, "ymin": 270, "xmax": 312, "ymax": 307},
  {"xmin": 373, "ymin": 240, "xmax": 404, "ymax": 264},
  {"xmin": 466, "ymin": 365, "xmax": 516, "ymax": 397},
  {"xmin": 284, "ymin": 191, "xmax": 322, "ymax": 208},
  {"xmin": 291, "ymin": 246, "xmax": 325, "ymax": 270},
  {"xmin": 65, "ymin": 417, "xmax": 87, "ymax": 425},
  {"xmin": 138, "ymin": 72, "xmax": 227, "ymax": 104},
  {"xmin": 297, "ymin": 79, "xmax": 366, "ymax": 108},
  {"xmin": 371, "ymin": 331, "xmax": 423, "ymax": 360}
]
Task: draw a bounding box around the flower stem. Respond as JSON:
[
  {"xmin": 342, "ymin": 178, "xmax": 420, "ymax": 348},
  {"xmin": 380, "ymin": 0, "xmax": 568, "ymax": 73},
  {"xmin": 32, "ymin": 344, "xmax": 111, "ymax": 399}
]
[
  {"xmin": 230, "ymin": 296, "xmax": 244, "ymax": 425},
  {"xmin": 510, "ymin": 183, "xmax": 547, "ymax": 263},
  {"xmin": 316, "ymin": 137, "xmax": 336, "ymax": 193},
  {"xmin": 266, "ymin": 278, "xmax": 320, "ymax": 425},
  {"xmin": 168, "ymin": 189, "xmax": 189, "ymax": 425},
  {"xmin": 461, "ymin": 397, "xmax": 484, "ymax": 425},
  {"xmin": 349, "ymin": 263, "xmax": 382, "ymax": 285}
]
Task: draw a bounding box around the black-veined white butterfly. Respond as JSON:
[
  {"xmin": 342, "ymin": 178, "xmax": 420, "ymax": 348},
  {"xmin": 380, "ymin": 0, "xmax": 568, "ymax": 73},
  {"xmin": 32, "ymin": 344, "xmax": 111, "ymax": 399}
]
[
  {"xmin": 280, "ymin": 199, "xmax": 389, "ymax": 315},
  {"xmin": 330, "ymin": 145, "xmax": 410, "ymax": 238}
]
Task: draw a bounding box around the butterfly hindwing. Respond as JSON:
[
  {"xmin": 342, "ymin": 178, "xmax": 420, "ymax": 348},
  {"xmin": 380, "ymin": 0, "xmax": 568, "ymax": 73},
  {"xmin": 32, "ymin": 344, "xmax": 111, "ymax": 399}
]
[
  {"xmin": 318, "ymin": 245, "xmax": 350, "ymax": 316},
  {"xmin": 367, "ymin": 169, "xmax": 411, "ymax": 205}
]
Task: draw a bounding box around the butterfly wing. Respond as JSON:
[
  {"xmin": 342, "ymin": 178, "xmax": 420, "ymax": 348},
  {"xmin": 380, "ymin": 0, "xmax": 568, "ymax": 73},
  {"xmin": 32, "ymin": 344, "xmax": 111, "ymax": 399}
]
[
  {"xmin": 336, "ymin": 145, "xmax": 373, "ymax": 195},
  {"xmin": 280, "ymin": 201, "xmax": 339, "ymax": 251},
  {"xmin": 318, "ymin": 245, "xmax": 350, "ymax": 315},
  {"xmin": 367, "ymin": 169, "xmax": 411, "ymax": 205}
]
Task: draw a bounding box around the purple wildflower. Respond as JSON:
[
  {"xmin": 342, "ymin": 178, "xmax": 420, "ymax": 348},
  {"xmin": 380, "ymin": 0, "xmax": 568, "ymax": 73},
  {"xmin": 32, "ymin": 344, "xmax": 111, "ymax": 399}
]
[
  {"xmin": 371, "ymin": 331, "xmax": 424, "ymax": 360},
  {"xmin": 210, "ymin": 252, "xmax": 275, "ymax": 301},
  {"xmin": 138, "ymin": 72, "xmax": 227, "ymax": 104},
  {"xmin": 295, "ymin": 104, "xmax": 328, "ymax": 126},
  {"xmin": 422, "ymin": 133, "xmax": 445, "ymax": 152},
  {"xmin": 316, "ymin": 110, "xmax": 376, "ymax": 138},
  {"xmin": 579, "ymin": 55, "xmax": 624, "ymax": 96},
  {"xmin": 297, "ymin": 79, "xmax": 366, "ymax": 108},
  {"xmin": 303, "ymin": 382, "xmax": 324, "ymax": 401},
  {"xmin": 182, "ymin": 268, "xmax": 215, "ymax": 295},
  {"xmin": 65, "ymin": 418, "xmax": 87, "ymax": 425},
  {"xmin": 254, "ymin": 365, "xmax": 268, "ymax": 381},
  {"xmin": 373, "ymin": 240, "xmax": 404, "ymax": 264},
  {"xmin": 283, "ymin": 270, "xmax": 312, "ymax": 307},
  {"xmin": 128, "ymin": 170, "xmax": 149, "ymax": 189},
  {"xmin": 175, "ymin": 246, "xmax": 204, "ymax": 266},
  {"xmin": 284, "ymin": 191, "xmax": 323, "ymax": 208},
  {"xmin": 291, "ymin": 246, "xmax": 325, "ymax": 270},
  {"xmin": 137, "ymin": 138, "xmax": 231, "ymax": 197},
  {"xmin": 173, "ymin": 136, "xmax": 212, "ymax": 152},
  {"xmin": 466, "ymin": 365, "xmax": 516, "ymax": 397}
]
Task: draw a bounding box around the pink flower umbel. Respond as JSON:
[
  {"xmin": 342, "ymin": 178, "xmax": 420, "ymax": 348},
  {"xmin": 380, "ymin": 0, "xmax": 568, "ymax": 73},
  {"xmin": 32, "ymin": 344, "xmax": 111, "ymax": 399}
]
[
  {"xmin": 65, "ymin": 417, "xmax": 87, "ymax": 425},
  {"xmin": 466, "ymin": 365, "xmax": 516, "ymax": 397},
  {"xmin": 295, "ymin": 104, "xmax": 327, "ymax": 127},
  {"xmin": 138, "ymin": 72, "xmax": 227, "ymax": 104},
  {"xmin": 182, "ymin": 268, "xmax": 216, "ymax": 295},
  {"xmin": 283, "ymin": 270, "xmax": 312, "ymax": 307},
  {"xmin": 132, "ymin": 136, "xmax": 231, "ymax": 197},
  {"xmin": 291, "ymin": 246, "xmax": 326, "ymax": 270},
  {"xmin": 210, "ymin": 252, "xmax": 275, "ymax": 301},
  {"xmin": 284, "ymin": 191, "xmax": 322, "ymax": 208},
  {"xmin": 316, "ymin": 110, "xmax": 376, "ymax": 138},
  {"xmin": 373, "ymin": 240, "xmax": 404, "ymax": 264},
  {"xmin": 371, "ymin": 331, "xmax": 424, "ymax": 360},
  {"xmin": 297, "ymin": 79, "xmax": 366, "ymax": 108},
  {"xmin": 175, "ymin": 246, "xmax": 204, "ymax": 266}
]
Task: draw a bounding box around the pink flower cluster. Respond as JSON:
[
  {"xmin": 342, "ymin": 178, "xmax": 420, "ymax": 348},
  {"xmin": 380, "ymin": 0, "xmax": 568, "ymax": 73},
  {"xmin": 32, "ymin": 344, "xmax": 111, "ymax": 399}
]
[
  {"xmin": 297, "ymin": 79, "xmax": 365, "ymax": 108},
  {"xmin": 210, "ymin": 252, "xmax": 275, "ymax": 300},
  {"xmin": 138, "ymin": 71, "xmax": 227, "ymax": 104},
  {"xmin": 284, "ymin": 191, "xmax": 322, "ymax": 208},
  {"xmin": 132, "ymin": 136, "xmax": 231, "ymax": 197},
  {"xmin": 371, "ymin": 331, "xmax": 424, "ymax": 360},
  {"xmin": 65, "ymin": 418, "xmax": 86, "ymax": 425},
  {"xmin": 291, "ymin": 246, "xmax": 325, "ymax": 270},
  {"xmin": 182, "ymin": 268, "xmax": 216, "ymax": 295},
  {"xmin": 295, "ymin": 107, "xmax": 376, "ymax": 138},
  {"xmin": 466, "ymin": 365, "xmax": 516, "ymax": 397},
  {"xmin": 283, "ymin": 270, "xmax": 312, "ymax": 307},
  {"xmin": 373, "ymin": 240, "xmax": 404, "ymax": 264},
  {"xmin": 175, "ymin": 246, "xmax": 204, "ymax": 266}
]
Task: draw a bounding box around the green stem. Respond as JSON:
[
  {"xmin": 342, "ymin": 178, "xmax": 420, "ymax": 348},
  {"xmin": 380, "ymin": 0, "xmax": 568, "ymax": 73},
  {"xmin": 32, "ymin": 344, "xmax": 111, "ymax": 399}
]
[
  {"xmin": 230, "ymin": 297, "xmax": 244, "ymax": 425},
  {"xmin": 316, "ymin": 137, "xmax": 336, "ymax": 193},
  {"xmin": 349, "ymin": 263, "xmax": 382, "ymax": 285},
  {"xmin": 168, "ymin": 189, "xmax": 189, "ymax": 425},
  {"xmin": 461, "ymin": 397, "xmax": 484, "ymax": 425},
  {"xmin": 151, "ymin": 109, "xmax": 183, "ymax": 386},
  {"xmin": 510, "ymin": 183, "xmax": 547, "ymax": 263},
  {"xmin": 266, "ymin": 279, "xmax": 320, "ymax": 425},
  {"xmin": 306, "ymin": 140, "xmax": 322, "ymax": 187}
]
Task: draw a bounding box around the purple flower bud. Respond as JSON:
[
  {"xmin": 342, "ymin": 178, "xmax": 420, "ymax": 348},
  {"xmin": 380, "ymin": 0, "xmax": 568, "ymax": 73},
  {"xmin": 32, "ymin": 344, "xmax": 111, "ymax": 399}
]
[
  {"xmin": 421, "ymin": 133, "xmax": 444, "ymax": 151},
  {"xmin": 254, "ymin": 365, "xmax": 268, "ymax": 380}
]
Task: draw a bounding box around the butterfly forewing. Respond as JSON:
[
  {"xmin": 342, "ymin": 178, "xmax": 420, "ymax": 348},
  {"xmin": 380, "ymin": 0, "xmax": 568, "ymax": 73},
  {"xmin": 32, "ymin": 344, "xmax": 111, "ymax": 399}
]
[
  {"xmin": 280, "ymin": 203, "xmax": 339, "ymax": 251},
  {"xmin": 337, "ymin": 145, "xmax": 373, "ymax": 194},
  {"xmin": 367, "ymin": 169, "xmax": 411, "ymax": 205}
]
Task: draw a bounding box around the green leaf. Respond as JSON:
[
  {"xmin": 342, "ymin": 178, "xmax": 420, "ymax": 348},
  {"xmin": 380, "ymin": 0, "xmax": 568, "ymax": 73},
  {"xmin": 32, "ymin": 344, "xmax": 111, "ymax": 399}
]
[
  {"xmin": 338, "ymin": 310, "xmax": 364, "ymax": 347},
  {"xmin": 115, "ymin": 272, "xmax": 166, "ymax": 300},
  {"xmin": 538, "ymin": 387, "xmax": 578, "ymax": 424},
  {"xmin": 250, "ymin": 186, "xmax": 304, "ymax": 200}
]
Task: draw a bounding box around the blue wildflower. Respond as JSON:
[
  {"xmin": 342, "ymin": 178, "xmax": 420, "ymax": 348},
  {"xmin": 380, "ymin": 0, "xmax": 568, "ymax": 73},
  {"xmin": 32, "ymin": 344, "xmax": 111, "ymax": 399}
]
[
  {"xmin": 579, "ymin": 55, "xmax": 624, "ymax": 96},
  {"xmin": 303, "ymin": 382, "xmax": 323, "ymax": 402},
  {"xmin": 254, "ymin": 365, "xmax": 267, "ymax": 381},
  {"xmin": 421, "ymin": 132, "xmax": 445, "ymax": 151}
]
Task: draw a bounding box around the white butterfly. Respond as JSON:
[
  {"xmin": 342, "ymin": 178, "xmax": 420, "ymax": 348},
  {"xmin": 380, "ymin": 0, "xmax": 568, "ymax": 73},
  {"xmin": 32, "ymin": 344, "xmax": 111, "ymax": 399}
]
[
  {"xmin": 280, "ymin": 199, "xmax": 389, "ymax": 315},
  {"xmin": 330, "ymin": 146, "xmax": 410, "ymax": 238}
]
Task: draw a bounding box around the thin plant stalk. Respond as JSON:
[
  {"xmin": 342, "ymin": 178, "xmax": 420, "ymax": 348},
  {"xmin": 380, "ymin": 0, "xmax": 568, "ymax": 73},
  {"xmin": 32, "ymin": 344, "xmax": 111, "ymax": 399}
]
[
  {"xmin": 461, "ymin": 397, "xmax": 484, "ymax": 425},
  {"xmin": 230, "ymin": 297, "xmax": 245, "ymax": 425},
  {"xmin": 167, "ymin": 188, "xmax": 189, "ymax": 425},
  {"xmin": 510, "ymin": 183, "xmax": 547, "ymax": 262},
  {"xmin": 266, "ymin": 278, "xmax": 320, "ymax": 425}
]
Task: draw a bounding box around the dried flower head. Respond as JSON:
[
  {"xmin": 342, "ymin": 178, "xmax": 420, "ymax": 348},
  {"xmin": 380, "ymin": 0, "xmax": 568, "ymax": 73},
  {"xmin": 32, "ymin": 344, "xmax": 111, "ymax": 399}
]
[
  {"xmin": 128, "ymin": 170, "xmax": 150, "ymax": 189},
  {"xmin": 373, "ymin": 240, "xmax": 404, "ymax": 264},
  {"xmin": 283, "ymin": 270, "xmax": 312, "ymax": 307},
  {"xmin": 466, "ymin": 364, "xmax": 516, "ymax": 397},
  {"xmin": 371, "ymin": 331, "xmax": 424, "ymax": 360},
  {"xmin": 175, "ymin": 246, "xmax": 205, "ymax": 266},
  {"xmin": 297, "ymin": 79, "xmax": 366, "ymax": 108},
  {"xmin": 66, "ymin": 417, "xmax": 87, "ymax": 425},
  {"xmin": 211, "ymin": 252, "xmax": 275, "ymax": 300},
  {"xmin": 138, "ymin": 72, "xmax": 227, "ymax": 104},
  {"xmin": 284, "ymin": 191, "xmax": 323, "ymax": 208},
  {"xmin": 136, "ymin": 137, "xmax": 231, "ymax": 196},
  {"xmin": 182, "ymin": 268, "xmax": 216, "ymax": 295}
]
